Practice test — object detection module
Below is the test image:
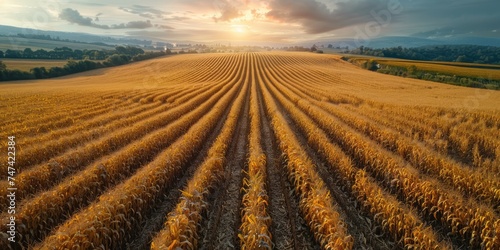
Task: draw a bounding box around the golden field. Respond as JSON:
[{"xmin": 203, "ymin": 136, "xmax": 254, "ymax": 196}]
[
  {"xmin": 0, "ymin": 52, "xmax": 499, "ymax": 249},
  {"xmin": 1, "ymin": 58, "xmax": 69, "ymax": 72}
]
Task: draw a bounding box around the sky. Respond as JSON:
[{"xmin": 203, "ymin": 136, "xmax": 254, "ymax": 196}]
[{"xmin": 0, "ymin": 0, "xmax": 499, "ymax": 44}]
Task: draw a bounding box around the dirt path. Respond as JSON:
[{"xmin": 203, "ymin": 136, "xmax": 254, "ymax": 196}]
[
  {"xmin": 259, "ymin": 87, "xmax": 297, "ymax": 250},
  {"xmin": 197, "ymin": 82, "xmax": 250, "ymax": 250}
]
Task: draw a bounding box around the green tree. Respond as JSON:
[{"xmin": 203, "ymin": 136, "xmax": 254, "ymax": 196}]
[
  {"xmin": 5, "ymin": 49, "xmax": 21, "ymax": 58},
  {"xmin": 106, "ymin": 54, "xmax": 131, "ymax": 66},
  {"xmin": 31, "ymin": 67, "xmax": 48, "ymax": 79},
  {"xmin": 23, "ymin": 48, "xmax": 34, "ymax": 58},
  {"xmin": 363, "ymin": 59, "xmax": 378, "ymax": 71},
  {"xmin": 456, "ymin": 55, "xmax": 468, "ymax": 62},
  {"xmin": 407, "ymin": 65, "xmax": 417, "ymax": 75}
]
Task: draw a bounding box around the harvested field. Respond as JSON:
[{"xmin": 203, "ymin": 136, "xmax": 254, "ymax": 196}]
[{"xmin": 0, "ymin": 59, "xmax": 69, "ymax": 72}]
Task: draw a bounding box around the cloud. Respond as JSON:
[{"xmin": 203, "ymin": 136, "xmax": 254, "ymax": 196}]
[
  {"xmin": 59, "ymin": 8, "xmax": 102, "ymax": 27},
  {"xmin": 59, "ymin": 8, "xmax": 153, "ymax": 29},
  {"xmin": 163, "ymin": 16, "xmax": 190, "ymax": 21},
  {"xmin": 95, "ymin": 13, "xmax": 102, "ymax": 22},
  {"xmin": 119, "ymin": 5, "xmax": 169, "ymax": 19},
  {"xmin": 212, "ymin": 0, "xmax": 243, "ymax": 22},
  {"xmin": 404, "ymin": 0, "xmax": 500, "ymax": 38},
  {"xmin": 19, "ymin": 0, "xmax": 500, "ymax": 45},
  {"xmin": 266, "ymin": 0, "xmax": 386, "ymax": 34},
  {"xmin": 67, "ymin": 1, "xmax": 106, "ymax": 7},
  {"xmin": 251, "ymin": 9, "xmax": 263, "ymax": 19},
  {"xmin": 155, "ymin": 24, "xmax": 175, "ymax": 30},
  {"xmin": 111, "ymin": 20, "xmax": 153, "ymax": 29}
]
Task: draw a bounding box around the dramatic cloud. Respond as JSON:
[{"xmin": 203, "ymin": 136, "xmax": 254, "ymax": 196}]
[
  {"xmin": 59, "ymin": 8, "xmax": 95, "ymax": 27},
  {"xmin": 266, "ymin": 0, "xmax": 388, "ymax": 34},
  {"xmin": 263, "ymin": 0, "xmax": 500, "ymax": 38},
  {"xmin": 212, "ymin": 0, "xmax": 243, "ymax": 22},
  {"xmin": 59, "ymin": 8, "xmax": 153, "ymax": 29},
  {"xmin": 119, "ymin": 5, "xmax": 169, "ymax": 19},
  {"xmin": 2, "ymin": 0, "xmax": 499, "ymax": 44}
]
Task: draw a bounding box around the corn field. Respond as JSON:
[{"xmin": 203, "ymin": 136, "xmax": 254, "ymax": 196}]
[{"xmin": 1, "ymin": 52, "xmax": 499, "ymax": 249}]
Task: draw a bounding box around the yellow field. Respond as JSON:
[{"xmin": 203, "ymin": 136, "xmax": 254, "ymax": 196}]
[
  {"xmin": 1, "ymin": 58, "xmax": 69, "ymax": 71},
  {"xmin": 0, "ymin": 52, "xmax": 499, "ymax": 249},
  {"xmin": 347, "ymin": 55, "xmax": 500, "ymax": 80}
]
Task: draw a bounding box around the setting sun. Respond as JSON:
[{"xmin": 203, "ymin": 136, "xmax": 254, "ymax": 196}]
[{"xmin": 232, "ymin": 25, "xmax": 246, "ymax": 34}]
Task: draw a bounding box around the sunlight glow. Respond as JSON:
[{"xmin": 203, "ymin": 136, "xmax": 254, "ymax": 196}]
[{"xmin": 232, "ymin": 25, "xmax": 246, "ymax": 34}]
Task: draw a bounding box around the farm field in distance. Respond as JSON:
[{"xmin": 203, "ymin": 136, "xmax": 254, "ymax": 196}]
[
  {"xmin": 344, "ymin": 55, "xmax": 500, "ymax": 80},
  {"xmin": 0, "ymin": 58, "xmax": 69, "ymax": 72},
  {"xmin": 1, "ymin": 52, "xmax": 499, "ymax": 249}
]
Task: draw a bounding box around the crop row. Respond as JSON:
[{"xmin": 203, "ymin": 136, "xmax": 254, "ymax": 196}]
[
  {"xmin": 276, "ymin": 80, "xmax": 499, "ymax": 248},
  {"xmin": 257, "ymin": 55, "xmax": 354, "ymax": 249},
  {"xmin": 349, "ymin": 103, "xmax": 499, "ymax": 169},
  {"xmin": 1, "ymin": 94, "xmax": 125, "ymax": 139},
  {"xmin": 33, "ymin": 70, "xmax": 244, "ymax": 250},
  {"xmin": 239, "ymin": 59, "xmax": 272, "ymax": 250},
  {"xmin": 0, "ymin": 66, "xmax": 244, "ymax": 248},
  {"xmin": 151, "ymin": 64, "xmax": 249, "ymax": 249},
  {"xmin": 259, "ymin": 53, "xmax": 447, "ymax": 249},
  {"xmin": 303, "ymin": 89, "xmax": 500, "ymax": 207},
  {"xmin": 262, "ymin": 53, "xmax": 500, "ymax": 208},
  {"xmin": 0, "ymin": 78, "xmax": 232, "ymax": 210}
]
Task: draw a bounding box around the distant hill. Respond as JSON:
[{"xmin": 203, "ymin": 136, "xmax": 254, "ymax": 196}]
[
  {"xmin": 0, "ymin": 25, "xmax": 154, "ymax": 48},
  {"xmin": 0, "ymin": 37, "xmax": 114, "ymax": 51}
]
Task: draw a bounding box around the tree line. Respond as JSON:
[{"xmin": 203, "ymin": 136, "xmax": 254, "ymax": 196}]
[
  {"xmin": 376, "ymin": 64, "xmax": 500, "ymax": 89},
  {"xmin": 0, "ymin": 46, "xmax": 174, "ymax": 81},
  {"xmin": 0, "ymin": 46, "xmax": 145, "ymax": 60},
  {"xmin": 348, "ymin": 45, "xmax": 500, "ymax": 65}
]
